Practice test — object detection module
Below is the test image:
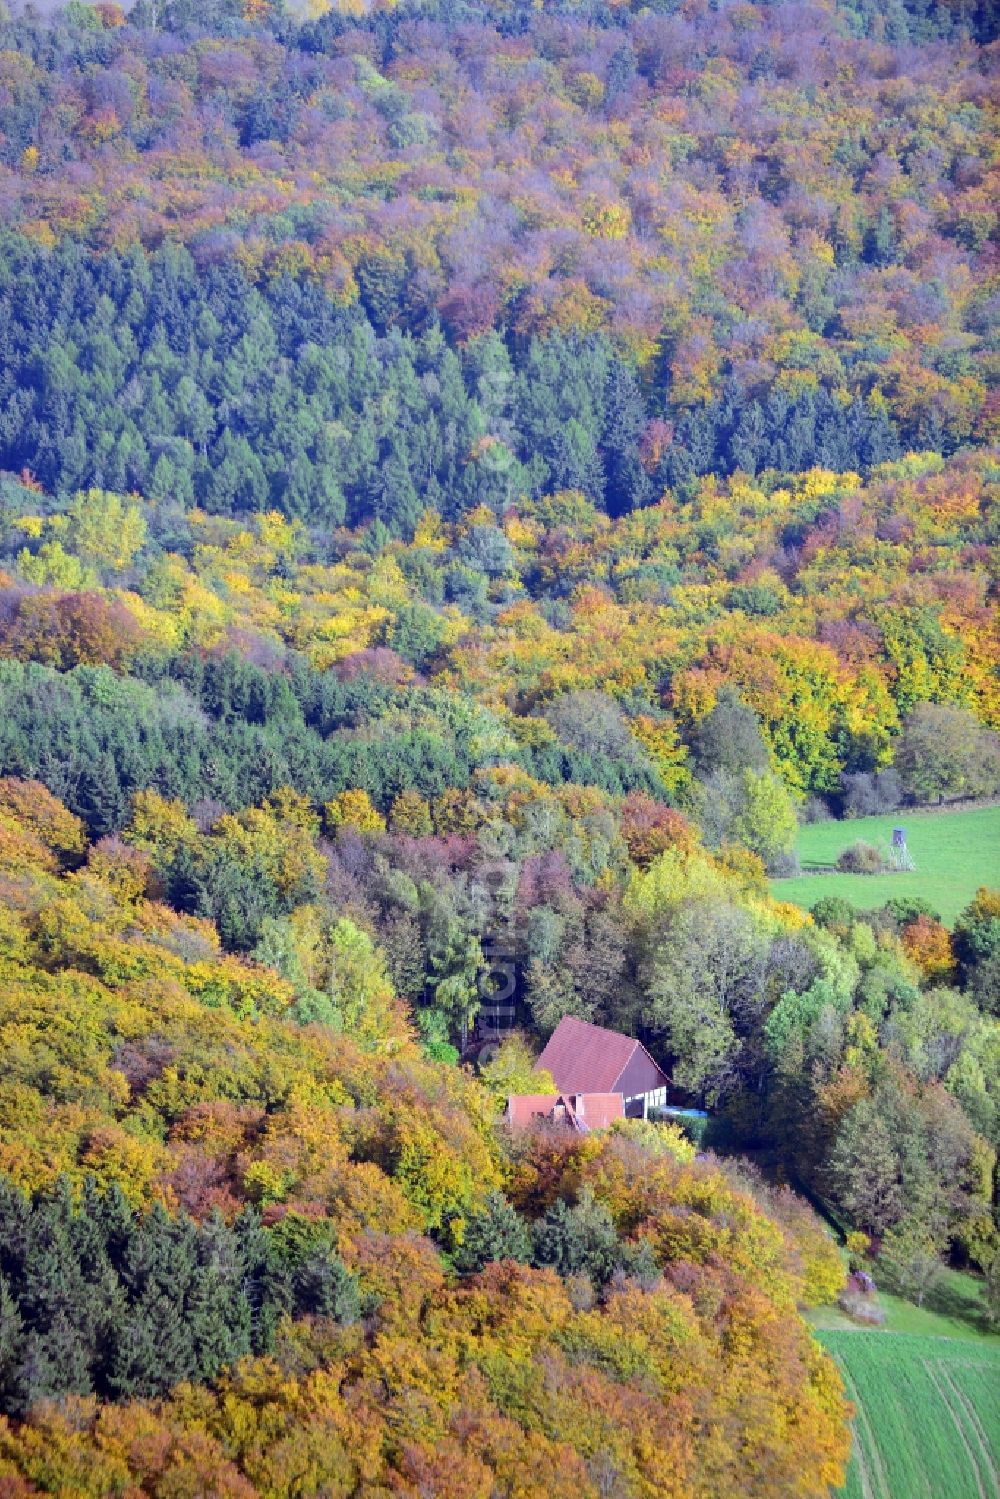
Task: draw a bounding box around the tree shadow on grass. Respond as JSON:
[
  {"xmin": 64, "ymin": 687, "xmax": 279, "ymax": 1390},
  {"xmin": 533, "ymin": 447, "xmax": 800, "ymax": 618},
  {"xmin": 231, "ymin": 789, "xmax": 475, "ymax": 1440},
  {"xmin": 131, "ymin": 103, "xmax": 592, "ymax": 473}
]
[
  {"xmin": 922, "ymin": 1278, "xmax": 995, "ymax": 1336},
  {"xmin": 882, "ymin": 1267, "xmax": 995, "ymax": 1337}
]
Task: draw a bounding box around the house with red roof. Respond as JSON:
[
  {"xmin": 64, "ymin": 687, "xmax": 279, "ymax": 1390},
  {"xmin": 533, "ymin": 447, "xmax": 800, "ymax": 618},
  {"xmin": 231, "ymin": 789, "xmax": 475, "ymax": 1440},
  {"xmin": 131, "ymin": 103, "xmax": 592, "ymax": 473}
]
[
  {"xmin": 533, "ymin": 1016, "xmax": 669, "ymax": 1119},
  {"xmin": 504, "ymin": 1092, "xmax": 625, "ymax": 1134}
]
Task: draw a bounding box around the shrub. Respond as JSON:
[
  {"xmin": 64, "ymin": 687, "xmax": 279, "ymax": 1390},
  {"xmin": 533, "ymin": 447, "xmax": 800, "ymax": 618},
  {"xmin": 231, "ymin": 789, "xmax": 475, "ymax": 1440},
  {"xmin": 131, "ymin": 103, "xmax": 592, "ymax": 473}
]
[
  {"xmin": 837, "ymin": 1286, "xmax": 886, "ymax": 1325},
  {"xmin": 836, "ymin": 841, "xmax": 887, "ymax": 874}
]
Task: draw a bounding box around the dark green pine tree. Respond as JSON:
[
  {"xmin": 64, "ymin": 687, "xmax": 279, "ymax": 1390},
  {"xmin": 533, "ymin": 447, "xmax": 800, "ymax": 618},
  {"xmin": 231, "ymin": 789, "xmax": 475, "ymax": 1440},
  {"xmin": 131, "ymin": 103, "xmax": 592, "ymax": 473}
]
[
  {"xmin": 232, "ymin": 1208, "xmax": 275, "ymax": 1354},
  {"xmin": 531, "ymin": 1189, "xmax": 622, "ymax": 1287},
  {"xmin": 292, "ymin": 1249, "xmax": 361, "ymax": 1324},
  {"xmin": 111, "ymin": 1203, "xmax": 199, "ymax": 1397},
  {"xmin": 65, "ymin": 1180, "xmax": 129, "ymax": 1394},
  {"xmin": 729, "ymin": 400, "xmax": 768, "ymax": 476},
  {"xmin": 77, "ymin": 751, "xmax": 130, "ymax": 838},
  {"xmin": 0, "ymin": 1276, "xmax": 24, "ymax": 1413},
  {"xmin": 187, "ymin": 1211, "xmax": 256, "ymax": 1380},
  {"xmin": 14, "ymin": 1182, "xmax": 104, "ymax": 1409},
  {"xmin": 374, "ymin": 446, "xmax": 422, "ymax": 537},
  {"xmin": 187, "ymin": 1264, "xmax": 253, "ymax": 1383},
  {"xmin": 600, "ymin": 357, "xmax": 651, "ymax": 516},
  {"xmin": 453, "ymin": 1192, "xmax": 532, "ymax": 1274}
]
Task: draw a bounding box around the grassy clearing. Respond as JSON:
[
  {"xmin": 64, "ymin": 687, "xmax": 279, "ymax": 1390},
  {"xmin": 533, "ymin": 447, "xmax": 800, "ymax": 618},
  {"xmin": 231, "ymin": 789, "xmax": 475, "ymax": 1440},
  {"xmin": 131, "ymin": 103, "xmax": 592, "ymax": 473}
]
[
  {"xmin": 817, "ymin": 1332, "xmax": 1000, "ymax": 1499},
  {"xmin": 808, "ymin": 1268, "xmax": 998, "ymax": 1343},
  {"xmin": 770, "ymin": 804, "xmax": 1000, "ymax": 926},
  {"xmin": 875, "ymin": 1270, "xmax": 999, "ymax": 1342}
]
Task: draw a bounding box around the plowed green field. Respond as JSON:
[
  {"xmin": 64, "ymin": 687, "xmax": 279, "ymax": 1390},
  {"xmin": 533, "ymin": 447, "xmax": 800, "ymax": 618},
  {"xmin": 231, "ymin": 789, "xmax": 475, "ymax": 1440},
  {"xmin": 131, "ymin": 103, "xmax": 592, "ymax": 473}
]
[{"xmin": 818, "ymin": 1332, "xmax": 1000, "ymax": 1499}]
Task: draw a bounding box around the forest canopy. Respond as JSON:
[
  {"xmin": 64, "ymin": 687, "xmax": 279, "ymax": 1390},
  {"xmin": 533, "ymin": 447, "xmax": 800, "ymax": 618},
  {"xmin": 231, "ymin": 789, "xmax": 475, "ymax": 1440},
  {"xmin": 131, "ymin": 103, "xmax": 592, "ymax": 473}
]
[{"xmin": 0, "ymin": 0, "xmax": 996, "ymax": 1489}]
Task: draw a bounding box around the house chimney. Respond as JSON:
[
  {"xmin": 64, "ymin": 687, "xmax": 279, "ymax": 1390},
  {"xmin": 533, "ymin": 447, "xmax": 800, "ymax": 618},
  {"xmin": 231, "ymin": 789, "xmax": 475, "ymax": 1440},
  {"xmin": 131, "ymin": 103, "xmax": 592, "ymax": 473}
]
[{"xmin": 574, "ymin": 1094, "xmax": 584, "ymax": 1117}]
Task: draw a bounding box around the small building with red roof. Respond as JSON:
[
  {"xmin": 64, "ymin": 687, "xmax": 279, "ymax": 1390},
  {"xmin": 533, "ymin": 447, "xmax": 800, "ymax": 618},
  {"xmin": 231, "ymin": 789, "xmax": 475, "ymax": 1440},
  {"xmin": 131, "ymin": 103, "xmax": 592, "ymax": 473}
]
[
  {"xmin": 533, "ymin": 1015, "xmax": 669, "ymax": 1119},
  {"xmin": 504, "ymin": 1092, "xmax": 625, "ymax": 1134}
]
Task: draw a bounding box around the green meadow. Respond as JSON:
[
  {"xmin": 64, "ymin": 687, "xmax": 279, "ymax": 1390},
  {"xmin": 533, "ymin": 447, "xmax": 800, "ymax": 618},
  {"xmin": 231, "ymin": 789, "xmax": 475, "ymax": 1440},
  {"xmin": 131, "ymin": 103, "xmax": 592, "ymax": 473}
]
[
  {"xmin": 770, "ymin": 804, "xmax": 1000, "ymax": 926},
  {"xmin": 816, "ymin": 1331, "xmax": 1000, "ymax": 1499}
]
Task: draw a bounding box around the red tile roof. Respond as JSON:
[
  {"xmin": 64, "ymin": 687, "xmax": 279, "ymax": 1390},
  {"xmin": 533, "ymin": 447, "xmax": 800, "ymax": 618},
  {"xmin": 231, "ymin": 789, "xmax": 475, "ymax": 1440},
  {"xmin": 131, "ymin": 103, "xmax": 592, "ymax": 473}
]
[
  {"xmin": 566, "ymin": 1093, "xmax": 626, "ymax": 1130},
  {"xmin": 506, "ymin": 1094, "xmax": 565, "ymax": 1129},
  {"xmin": 505, "ymin": 1092, "xmax": 625, "ymax": 1134},
  {"xmin": 534, "ymin": 1015, "xmax": 662, "ymax": 1095}
]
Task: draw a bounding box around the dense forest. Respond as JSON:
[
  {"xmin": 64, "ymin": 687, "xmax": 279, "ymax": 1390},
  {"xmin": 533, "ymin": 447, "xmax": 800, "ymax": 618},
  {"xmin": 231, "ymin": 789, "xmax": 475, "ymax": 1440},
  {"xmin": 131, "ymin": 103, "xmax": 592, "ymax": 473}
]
[
  {"xmin": 0, "ymin": 0, "xmax": 997, "ymax": 515},
  {"xmin": 0, "ymin": 0, "xmax": 997, "ymax": 1489}
]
